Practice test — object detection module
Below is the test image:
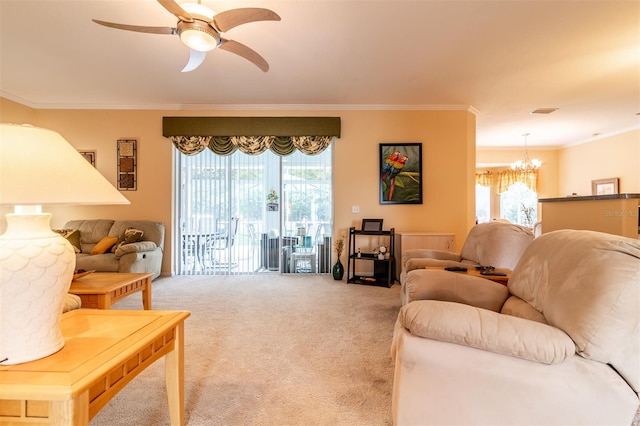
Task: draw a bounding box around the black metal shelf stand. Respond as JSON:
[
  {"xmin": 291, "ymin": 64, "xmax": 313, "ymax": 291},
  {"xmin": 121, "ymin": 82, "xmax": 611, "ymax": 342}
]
[{"xmin": 346, "ymin": 227, "xmax": 395, "ymax": 287}]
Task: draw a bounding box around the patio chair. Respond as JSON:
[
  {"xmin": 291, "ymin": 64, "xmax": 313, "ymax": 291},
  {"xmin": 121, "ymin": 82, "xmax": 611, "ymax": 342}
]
[{"xmin": 203, "ymin": 217, "xmax": 239, "ymax": 268}]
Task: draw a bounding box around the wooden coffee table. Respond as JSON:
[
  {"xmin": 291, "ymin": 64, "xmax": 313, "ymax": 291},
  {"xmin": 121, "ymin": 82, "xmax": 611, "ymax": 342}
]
[
  {"xmin": 0, "ymin": 309, "xmax": 190, "ymax": 425},
  {"xmin": 426, "ymin": 266, "xmax": 511, "ymax": 285},
  {"xmin": 69, "ymin": 272, "xmax": 153, "ymax": 310}
]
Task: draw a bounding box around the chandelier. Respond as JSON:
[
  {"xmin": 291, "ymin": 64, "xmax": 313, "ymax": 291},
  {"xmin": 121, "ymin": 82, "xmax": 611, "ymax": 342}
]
[{"xmin": 511, "ymin": 133, "xmax": 541, "ymax": 172}]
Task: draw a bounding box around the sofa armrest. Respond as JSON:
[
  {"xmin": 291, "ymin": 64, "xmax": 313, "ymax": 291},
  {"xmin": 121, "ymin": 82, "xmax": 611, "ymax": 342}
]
[
  {"xmin": 403, "ymin": 269, "xmax": 509, "ymax": 311},
  {"xmin": 399, "ymin": 300, "xmax": 575, "ymax": 365},
  {"xmin": 403, "ymin": 249, "xmax": 462, "ymax": 264},
  {"xmin": 404, "ymin": 256, "xmax": 468, "ymax": 273},
  {"xmin": 114, "ymin": 241, "xmax": 158, "ymax": 259},
  {"xmin": 63, "ymin": 294, "xmax": 82, "ymax": 312}
]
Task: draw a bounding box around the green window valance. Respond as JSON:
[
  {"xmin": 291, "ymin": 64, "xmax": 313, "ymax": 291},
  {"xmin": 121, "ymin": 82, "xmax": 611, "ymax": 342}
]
[{"xmin": 163, "ymin": 117, "xmax": 341, "ymax": 156}]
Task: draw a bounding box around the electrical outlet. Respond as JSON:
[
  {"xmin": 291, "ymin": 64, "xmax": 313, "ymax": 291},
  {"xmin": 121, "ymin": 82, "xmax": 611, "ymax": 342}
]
[{"xmin": 352, "ymin": 205, "xmax": 360, "ymax": 213}]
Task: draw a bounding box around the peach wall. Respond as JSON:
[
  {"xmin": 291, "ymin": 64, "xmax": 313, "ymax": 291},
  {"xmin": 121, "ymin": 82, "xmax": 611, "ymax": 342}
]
[
  {"xmin": 477, "ymin": 129, "xmax": 640, "ymax": 199},
  {"xmin": 1, "ymin": 99, "xmax": 476, "ymax": 275},
  {"xmin": 0, "ymin": 98, "xmax": 36, "ymax": 124},
  {"xmin": 476, "ymin": 148, "xmax": 559, "ymax": 199},
  {"xmin": 334, "ymin": 110, "xmax": 476, "ymax": 251},
  {"xmin": 557, "ymin": 129, "xmax": 640, "ymax": 196}
]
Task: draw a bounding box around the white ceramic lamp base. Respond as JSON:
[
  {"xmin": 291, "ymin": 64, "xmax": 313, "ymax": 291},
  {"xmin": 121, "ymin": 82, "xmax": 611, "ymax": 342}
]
[{"xmin": 0, "ymin": 213, "xmax": 75, "ymax": 365}]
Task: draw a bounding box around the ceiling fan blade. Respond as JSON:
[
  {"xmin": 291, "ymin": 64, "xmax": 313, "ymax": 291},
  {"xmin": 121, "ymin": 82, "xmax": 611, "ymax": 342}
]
[
  {"xmin": 157, "ymin": 0, "xmax": 194, "ymax": 22},
  {"xmin": 182, "ymin": 49, "xmax": 207, "ymax": 72},
  {"xmin": 92, "ymin": 19, "xmax": 176, "ymax": 35},
  {"xmin": 219, "ymin": 38, "xmax": 269, "ymax": 72},
  {"xmin": 213, "ymin": 8, "xmax": 281, "ymax": 33}
]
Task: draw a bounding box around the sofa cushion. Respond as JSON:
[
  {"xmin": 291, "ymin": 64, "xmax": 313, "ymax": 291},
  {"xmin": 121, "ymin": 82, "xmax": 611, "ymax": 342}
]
[
  {"xmin": 124, "ymin": 228, "xmax": 143, "ymax": 242},
  {"xmin": 109, "ymin": 220, "xmax": 164, "ymax": 250},
  {"xmin": 75, "ymin": 253, "xmax": 119, "ymax": 272},
  {"xmin": 509, "ymin": 230, "xmax": 640, "ymax": 391},
  {"xmin": 63, "ymin": 294, "xmax": 82, "ymax": 312},
  {"xmin": 90, "ymin": 236, "xmax": 118, "ymax": 254},
  {"xmin": 111, "ymin": 227, "xmax": 144, "ymax": 253},
  {"xmin": 65, "ymin": 219, "xmax": 115, "ymax": 253},
  {"xmin": 403, "ymin": 269, "xmax": 509, "ymax": 311},
  {"xmin": 401, "ymin": 249, "xmax": 463, "ymax": 273},
  {"xmin": 111, "ymin": 229, "xmax": 126, "ymax": 252},
  {"xmin": 53, "ymin": 228, "xmax": 81, "ymax": 253},
  {"xmin": 399, "ymin": 300, "xmax": 576, "ymax": 364},
  {"xmin": 459, "ymin": 221, "xmax": 533, "ymax": 269},
  {"xmin": 114, "ymin": 241, "xmax": 157, "ymax": 259},
  {"xmin": 501, "ymin": 295, "xmax": 548, "ymax": 324}
]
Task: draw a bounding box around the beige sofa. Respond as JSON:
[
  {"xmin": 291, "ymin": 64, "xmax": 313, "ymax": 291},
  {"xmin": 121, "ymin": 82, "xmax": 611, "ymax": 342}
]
[
  {"xmin": 400, "ymin": 221, "xmax": 533, "ymax": 305},
  {"xmin": 63, "ymin": 219, "xmax": 165, "ymax": 280},
  {"xmin": 391, "ymin": 230, "xmax": 639, "ymax": 425},
  {"xmin": 63, "ymin": 294, "xmax": 82, "ymax": 312}
]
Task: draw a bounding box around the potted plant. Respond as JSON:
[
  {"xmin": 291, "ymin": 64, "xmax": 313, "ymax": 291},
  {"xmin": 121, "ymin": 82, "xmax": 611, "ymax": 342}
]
[
  {"xmin": 266, "ymin": 189, "xmax": 279, "ymax": 211},
  {"xmin": 332, "ymin": 234, "xmax": 345, "ymax": 280}
]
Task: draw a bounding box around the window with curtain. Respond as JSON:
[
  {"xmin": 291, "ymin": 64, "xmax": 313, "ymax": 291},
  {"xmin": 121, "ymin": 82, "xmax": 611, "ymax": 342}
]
[
  {"xmin": 174, "ymin": 141, "xmax": 333, "ymax": 275},
  {"xmin": 475, "ymin": 169, "xmax": 538, "ymax": 226},
  {"xmin": 166, "ymin": 116, "xmax": 340, "ymax": 276},
  {"xmin": 500, "ymin": 182, "xmax": 538, "ymax": 226}
]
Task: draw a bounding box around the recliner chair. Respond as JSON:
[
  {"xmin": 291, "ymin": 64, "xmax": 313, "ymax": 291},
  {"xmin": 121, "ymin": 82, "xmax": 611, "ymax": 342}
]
[
  {"xmin": 391, "ymin": 230, "xmax": 640, "ymax": 425},
  {"xmin": 400, "ymin": 221, "xmax": 533, "ymax": 305}
]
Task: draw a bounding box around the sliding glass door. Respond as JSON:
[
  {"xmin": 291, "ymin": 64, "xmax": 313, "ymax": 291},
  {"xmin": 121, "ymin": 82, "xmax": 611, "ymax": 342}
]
[{"xmin": 175, "ymin": 146, "xmax": 332, "ymax": 275}]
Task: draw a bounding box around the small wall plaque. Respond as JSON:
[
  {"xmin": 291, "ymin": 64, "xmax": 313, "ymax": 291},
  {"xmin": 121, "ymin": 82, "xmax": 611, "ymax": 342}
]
[
  {"xmin": 117, "ymin": 139, "xmax": 137, "ymax": 191},
  {"xmin": 78, "ymin": 150, "xmax": 96, "ymax": 167}
]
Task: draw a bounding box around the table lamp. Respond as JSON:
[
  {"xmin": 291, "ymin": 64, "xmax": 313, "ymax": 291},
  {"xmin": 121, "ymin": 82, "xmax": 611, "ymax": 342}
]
[{"xmin": 0, "ymin": 123, "xmax": 130, "ymax": 365}]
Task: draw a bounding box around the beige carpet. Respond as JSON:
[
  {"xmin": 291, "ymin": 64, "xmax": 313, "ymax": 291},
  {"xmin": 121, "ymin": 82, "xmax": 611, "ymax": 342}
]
[{"xmin": 90, "ymin": 274, "xmax": 401, "ymax": 426}]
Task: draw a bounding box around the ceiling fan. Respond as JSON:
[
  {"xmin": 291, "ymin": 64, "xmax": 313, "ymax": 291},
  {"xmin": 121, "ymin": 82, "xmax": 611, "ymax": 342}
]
[{"xmin": 93, "ymin": 0, "xmax": 280, "ymax": 72}]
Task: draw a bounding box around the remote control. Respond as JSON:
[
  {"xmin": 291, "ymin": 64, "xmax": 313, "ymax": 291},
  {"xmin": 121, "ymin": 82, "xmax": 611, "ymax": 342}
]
[
  {"xmin": 445, "ymin": 266, "xmax": 468, "ymax": 272},
  {"xmin": 480, "ymin": 271, "xmax": 507, "ymax": 276}
]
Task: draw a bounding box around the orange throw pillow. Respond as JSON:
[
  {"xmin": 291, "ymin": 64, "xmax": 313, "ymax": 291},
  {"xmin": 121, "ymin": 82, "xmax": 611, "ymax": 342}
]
[{"xmin": 90, "ymin": 236, "xmax": 118, "ymax": 255}]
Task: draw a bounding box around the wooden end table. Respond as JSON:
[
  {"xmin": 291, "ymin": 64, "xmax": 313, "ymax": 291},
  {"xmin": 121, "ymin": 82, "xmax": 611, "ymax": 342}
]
[
  {"xmin": 0, "ymin": 309, "xmax": 190, "ymax": 425},
  {"xmin": 69, "ymin": 272, "xmax": 153, "ymax": 310},
  {"xmin": 426, "ymin": 266, "xmax": 512, "ymax": 285}
]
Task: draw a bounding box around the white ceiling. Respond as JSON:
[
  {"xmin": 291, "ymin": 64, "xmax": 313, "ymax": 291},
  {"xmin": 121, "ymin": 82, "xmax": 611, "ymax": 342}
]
[{"xmin": 1, "ymin": 0, "xmax": 638, "ymax": 148}]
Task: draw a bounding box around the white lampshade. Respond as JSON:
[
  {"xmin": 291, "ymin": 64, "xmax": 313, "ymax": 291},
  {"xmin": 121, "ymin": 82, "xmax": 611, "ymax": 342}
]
[
  {"xmin": 0, "ymin": 123, "xmax": 129, "ymax": 365},
  {"xmin": 0, "ymin": 124, "xmax": 129, "ymax": 206}
]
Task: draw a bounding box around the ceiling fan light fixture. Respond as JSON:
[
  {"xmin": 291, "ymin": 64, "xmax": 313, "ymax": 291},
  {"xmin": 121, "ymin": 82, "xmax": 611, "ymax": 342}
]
[
  {"xmin": 179, "ymin": 2, "xmax": 216, "ymax": 21},
  {"xmin": 92, "ymin": 0, "xmax": 278, "ymax": 71},
  {"xmin": 178, "ymin": 21, "xmax": 219, "ymax": 51}
]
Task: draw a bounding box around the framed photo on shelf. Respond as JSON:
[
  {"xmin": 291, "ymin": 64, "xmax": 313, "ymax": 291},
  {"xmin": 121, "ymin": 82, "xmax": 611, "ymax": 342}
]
[
  {"xmin": 591, "ymin": 177, "xmax": 619, "ymax": 196},
  {"xmin": 361, "ymin": 218, "xmax": 383, "ymax": 233},
  {"xmin": 379, "ymin": 143, "xmax": 423, "ymax": 204},
  {"xmin": 117, "ymin": 139, "xmax": 137, "ymax": 191},
  {"xmin": 78, "ymin": 150, "xmax": 96, "ymax": 167}
]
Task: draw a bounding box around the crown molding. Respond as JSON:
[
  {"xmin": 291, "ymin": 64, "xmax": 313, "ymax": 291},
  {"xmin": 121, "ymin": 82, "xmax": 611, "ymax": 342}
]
[{"xmin": 1, "ymin": 93, "xmax": 477, "ymax": 114}]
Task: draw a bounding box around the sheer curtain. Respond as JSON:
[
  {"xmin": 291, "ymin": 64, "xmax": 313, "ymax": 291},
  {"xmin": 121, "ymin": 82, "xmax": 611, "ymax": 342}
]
[{"xmin": 175, "ymin": 146, "xmax": 333, "ymax": 275}]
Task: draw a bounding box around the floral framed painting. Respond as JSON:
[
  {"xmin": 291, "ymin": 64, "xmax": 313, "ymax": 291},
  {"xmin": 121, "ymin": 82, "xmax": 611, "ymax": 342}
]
[
  {"xmin": 379, "ymin": 143, "xmax": 423, "ymax": 204},
  {"xmin": 591, "ymin": 177, "xmax": 619, "ymax": 195}
]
